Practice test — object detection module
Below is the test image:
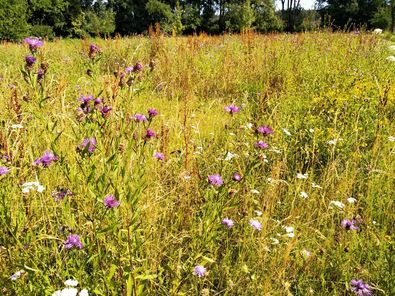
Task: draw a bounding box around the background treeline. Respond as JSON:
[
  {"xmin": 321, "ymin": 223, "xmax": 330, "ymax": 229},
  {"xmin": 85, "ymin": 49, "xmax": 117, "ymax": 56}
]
[{"xmin": 1, "ymin": 0, "xmax": 395, "ymax": 40}]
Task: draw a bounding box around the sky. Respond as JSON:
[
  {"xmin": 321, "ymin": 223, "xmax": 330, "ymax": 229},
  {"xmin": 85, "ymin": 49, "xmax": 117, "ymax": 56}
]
[{"xmin": 275, "ymin": 0, "xmax": 316, "ymax": 10}]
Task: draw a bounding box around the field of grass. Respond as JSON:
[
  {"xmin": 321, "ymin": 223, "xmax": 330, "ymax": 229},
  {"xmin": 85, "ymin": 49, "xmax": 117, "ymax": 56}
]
[{"xmin": 0, "ymin": 32, "xmax": 394, "ymax": 295}]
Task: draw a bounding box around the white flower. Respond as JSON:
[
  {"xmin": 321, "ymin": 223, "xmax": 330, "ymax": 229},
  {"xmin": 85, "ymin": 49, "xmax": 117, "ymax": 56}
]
[
  {"xmin": 387, "ymin": 56, "xmax": 395, "ymax": 62},
  {"xmin": 388, "ymin": 136, "xmax": 395, "ymax": 142},
  {"xmin": 309, "ymin": 128, "xmax": 314, "ymax": 133},
  {"xmin": 296, "ymin": 173, "xmax": 308, "ymax": 179},
  {"xmin": 229, "ymin": 132, "xmax": 235, "ymax": 136},
  {"xmin": 329, "ymin": 200, "xmax": 345, "ymax": 209},
  {"xmin": 60, "ymin": 288, "xmax": 78, "ymax": 296},
  {"xmin": 11, "ymin": 124, "xmax": 23, "ymax": 129},
  {"xmin": 388, "ymin": 45, "xmax": 395, "ymax": 51},
  {"xmin": 224, "ymin": 152, "xmax": 237, "ymax": 161},
  {"xmin": 10, "ymin": 270, "xmax": 25, "ymax": 280},
  {"xmin": 373, "ymin": 28, "xmax": 383, "ymax": 34},
  {"xmin": 245, "ymin": 123, "xmax": 253, "ymax": 129},
  {"xmin": 301, "ymin": 249, "xmax": 311, "ymax": 259},
  {"xmin": 300, "ymin": 191, "xmax": 309, "ymax": 199},
  {"xmin": 250, "ymin": 189, "xmax": 260, "ymax": 194},
  {"xmin": 79, "ymin": 289, "xmax": 89, "ymax": 296},
  {"xmin": 347, "ymin": 197, "xmax": 357, "ymax": 204},
  {"xmin": 284, "ymin": 226, "xmax": 294, "ymax": 233},
  {"xmin": 282, "ymin": 128, "xmax": 292, "ymax": 136},
  {"xmin": 311, "ymin": 182, "xmax": 322, "ymax": 189},
  {"xmin": 270, "ymin": 238, "xmax": 280, "ymax": 245},
  {"xmin": 64, "ymin": 279, "xmax": 78, "ymax": 287},
  {"xmin": 21, "ymin": 181, "xmax": 45, "ymax": 193},
  {"xmin": 327, "ymin": 138, "xmax": 342, "ymax": 145},
  {"xmin": 52, "ymin": 291, "xmax": 62, "ymax": 296},
  {"xmin": 254, "ymin": 210, "xmax": 262, "ymax": 216}
]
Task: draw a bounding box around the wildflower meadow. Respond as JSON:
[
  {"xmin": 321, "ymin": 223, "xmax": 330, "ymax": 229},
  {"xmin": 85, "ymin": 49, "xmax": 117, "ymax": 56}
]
[{"xmin": 0, "ymin": 32, "xmax": 394, "ymax": 295}]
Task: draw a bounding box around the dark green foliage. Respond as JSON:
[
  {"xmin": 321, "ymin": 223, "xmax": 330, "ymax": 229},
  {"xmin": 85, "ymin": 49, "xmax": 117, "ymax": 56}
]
[{"xmin": 0, "ymin": 0, "xmax": 30, "ymax": 40}]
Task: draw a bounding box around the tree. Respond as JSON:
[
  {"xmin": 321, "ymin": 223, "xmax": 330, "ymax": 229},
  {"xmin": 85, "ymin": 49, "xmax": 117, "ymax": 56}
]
[{"xmin": 0, "ymin": 0, "xmax": 30, "ymax": 40}]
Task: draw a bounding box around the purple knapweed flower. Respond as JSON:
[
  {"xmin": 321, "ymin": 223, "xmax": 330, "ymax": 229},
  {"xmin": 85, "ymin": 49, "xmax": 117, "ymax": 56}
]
[
  {"xmin": 52, "ymin": 188, "xmax": 73, "ymax": 202},
  {"xmin": 34, "ymin": 151, "xmax": 58, "ymax": 167},
  {"xmin": 104, "ymin": 194, "xmax": 120, "ymax": 209},
  {"xmin": 89, "ymin": 44, "xmax": 100, "ymax": 58},
  {"xmin": 249, "ymin": 219, "xmax": 262, "ymax": 231},
  {"xmin": 134, "ymin": 114, "xmax": 147, "ymax": 122},
  {"xmin": 222, "ymin": 218, "xmax": 234, "ymax": 228},
  {"xmin": 37, "ymin": 68, "xmax": 44, "ymax": 81},
  {"xmin": 232, "ymin": 172, "xmax": 242, "ymax": 182},
  {"xmin": 224, "ymin": 104, "xmax": 240, "ymax": 114},
  {"xmin": 25, "ymin": 55, "xmax": 36, "ymax": 67},
  {"xmin": 125, "ymin": 66, "xmax": 134, "ymax": 73},
  {"xmin": 193, "ymin": 265, "xmax": 206, "ymax": 277},
  {"xmin": 134, "ymin": 62, "xmax": 143, "ymax": 72},
  {"xmin": 341, "ymin": 219, "xmax": 360, "ymax": 230},
  {"xmin": 145, "ymin": 128, "xmax": 156, "ymax": 140},
  {"xmin": 94, "ymin": 98, "xmax": 102, "ymax": 106},
  {"xmin": 64, "ymin": 234, "xmax": 83, "ymax": 250},
  {"xmin": 254, "ymin": 140, "xmax": 269, "ymax": 149},
  {"xmin": 78, "ymin": 95, "xmax": 94, "ymax": 104},
  {"xmin": 100, "ymin": 106, "xmax": 112, "ymax": 118},
  {"xmin": 0, "ymin": 166, "xmax": 10, "ymax": 175},
  {"xmin": 79, "ymin": 137, "xmax": 97, "ymax": 154},
  {"xmin": 148, "ymin": 108, "xmax": 158, "ymax": 118},
  {"xmin": 208, "ymin": 174, "xmax": 223, "ymax": 187},
  {"xmin": 24, "ymin": 37, "xmax": 44, "ymax": 52},
  {"xmin": 350, "ymin": 279, "xmax": 372, "ymax": 296},
  {"xmin": 153, "ymin": 152, "xmax": 165, "ymax": 161},
  {"xmin": 256, "ymin": 125, "xmax": 274, "ymax": 136}
]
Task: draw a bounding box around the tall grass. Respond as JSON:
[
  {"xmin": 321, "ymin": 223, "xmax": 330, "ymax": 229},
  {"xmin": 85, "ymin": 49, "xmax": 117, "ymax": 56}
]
[{"xmin": 0, "ymin": 32, "xmax": 393, "ymax": 295}]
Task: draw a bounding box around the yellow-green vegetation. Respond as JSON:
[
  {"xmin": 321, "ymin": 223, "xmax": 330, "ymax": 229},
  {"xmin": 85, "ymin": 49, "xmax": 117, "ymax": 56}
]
[{"xmin": 0, "ymin": 32, "xmax": 394, "ymax": 295}]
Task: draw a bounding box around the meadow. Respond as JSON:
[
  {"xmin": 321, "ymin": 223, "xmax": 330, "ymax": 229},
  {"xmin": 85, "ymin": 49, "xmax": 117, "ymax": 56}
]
[{"xmin": 0, "ymin": 32, "xmax": 394, "ymax": 295}]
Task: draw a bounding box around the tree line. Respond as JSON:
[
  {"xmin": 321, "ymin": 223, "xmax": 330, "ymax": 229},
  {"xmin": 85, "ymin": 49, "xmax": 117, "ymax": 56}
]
[{"xmin": 1, "ymin": 0, "xmax": 395, "ymax": 40}]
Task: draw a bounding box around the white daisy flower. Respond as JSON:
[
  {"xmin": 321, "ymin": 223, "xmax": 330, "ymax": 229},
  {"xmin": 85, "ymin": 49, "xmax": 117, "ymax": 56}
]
[
  {"xmin": 282, "ymin": 128, "xmax": 292, "ymax": 136},
  {"xmin": 329, "ymin": 200, "xmax": 345, "ymax": 209},
  {"xmin": 64, "ymin": 279, "xmax": 78, "ymax": 287},
  {"xmin": 347, "ymin": 197, "xmax": 357, "ymax": 204},
  {"xmin": 296, "ymin": 173, "xmax": 308, "ymax": 179},
  {"xmin": 300, "ymin": 191, "xmax": 309, "ymax": 199}
]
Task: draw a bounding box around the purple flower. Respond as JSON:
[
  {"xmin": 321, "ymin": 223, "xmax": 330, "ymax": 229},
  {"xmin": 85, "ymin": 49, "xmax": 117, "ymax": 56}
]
[
  {"xmin": 52, "ymin": 188, "xmax": 73, "ymax": 202},
  {"xmin": 25, "ymin": 55, "xmax": 36, "ymax": 67},
  {"xmin": 104, "ymin": 195, "xmax": 120, "ymax": 209},
  {"xmin": 208, "ymin": 174, "xmax": 223, "ymax": 187},
  {"xmin": 350, "ymin": 279, "xmax": 372, "ymax": 296},
  {"xmin": 232, "ymin": 172, "xmax": 242, "ymax": 182},
  {"xmin": 78, "ymin": 95, "xmax": 94, "ymax": 104},
  {"xmin": 37, "ymin": 68, "xmax": 44, "ymax": 81},
  {"xmin": 254, "ymin": 141, "xmax": 269, "ymax": 149},
  {"xmin": 134, "ymin": 62, "xmax": 143, "ymax": 72},
  {"xmin": 24, "ymin": 37, "xmax": 44, "ymax": 52},
  {"xmin": 256, "ymin": 125, "xmax": 273, "ymax": 136},
  {"xmin": 341, "ymin": 219, "xmax": 360, "ymax": 230},
  {"xmin": 249, "ymin": 219, "xmax": 262, "ymax": 231},
  {"xmin": 89, "ymin": 44, "xmax": 100, "ymax": 58},
  {"xmin": 64, "ymin": 234, "xmax": 83, "ymax": 250},
  {"xmin": 224, "ymin": 104, "xmax": 240, "ymax": 114},
  {"xmin": 125, "ymin": 66, "xmax": 134, "ymax": 73},
  {"xmin": 153, "ymin": 152, "xmax": 165, "ymax": 161},
  {"xmin": 145, "ymin": 128, "xmax": 156, "ymax": 140},
  {"xmin": 222, "ymin": 218, "xmax": 234, "ymax": 228},
  {"xmin": 79, "ymin": 137, "xmax": 97, "ymax": 154},
  {"xmin": 100, "ymin": 106, "xmax": 112, "ymax": 118},
  {"xmin": 0, "ymin": 166, "xmax": 10, "ymax": 175},
  {"xmin": 94, "ymin": 98, "xmax": 102, "ymax": 105},
  {"xmin": 134, "ymin": 114, "xmax": 147, "ymax": 122},
  {"xmin": 148, "ymin": 108, "xmax": 158, "ymax": 118},
  {"xmin": 193, "ymin": 265, "xmax": 206, "ymax": 277},
  {"xmin": 34, "ymin": 151, "xmax": 58, "ymax": 167}
]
